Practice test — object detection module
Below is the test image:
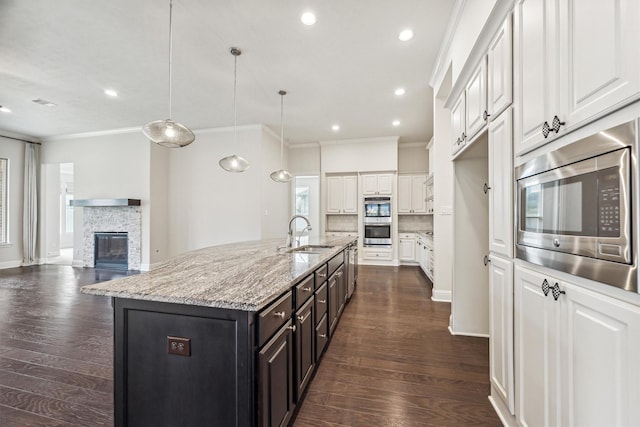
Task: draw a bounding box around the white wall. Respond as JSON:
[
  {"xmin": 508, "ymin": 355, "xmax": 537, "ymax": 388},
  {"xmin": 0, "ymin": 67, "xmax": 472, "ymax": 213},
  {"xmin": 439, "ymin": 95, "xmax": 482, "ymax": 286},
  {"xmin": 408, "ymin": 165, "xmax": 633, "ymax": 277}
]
[
  {"xmin": 320, "ymin": 137, "xmax": 399, "ymax": 173},
  {"xmin": 40, "ymin": 131, "xmax": 151, "ymax": 266},
  {"xmin": 0, "ymin": 137, "xmax": 25, "ymax": 268},
  {"xmin": 288, "ymin": 144, "xmax": 320, "ymax": 175},
  {"xmin": 260, "ymin": 127, "xmax": 290, "ymax": 240},
  {"xmin": 149, "ymin": 141, "xmax": 170, "ymax": 266},
  {"xmin": 398, "ymin": 142, "xmax": 429, "ymax": 173},
  {"xmin": 42, "ymin": 163, "xmax": 60, "ymax": 258}
]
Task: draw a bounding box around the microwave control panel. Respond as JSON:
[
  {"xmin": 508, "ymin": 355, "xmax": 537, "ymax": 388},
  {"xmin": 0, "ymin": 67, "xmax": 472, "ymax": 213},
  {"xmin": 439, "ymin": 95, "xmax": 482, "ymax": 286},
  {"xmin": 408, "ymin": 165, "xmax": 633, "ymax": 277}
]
[{"xmin": 598, "ymin": 168, "xmax": 621, "ymax": 237}]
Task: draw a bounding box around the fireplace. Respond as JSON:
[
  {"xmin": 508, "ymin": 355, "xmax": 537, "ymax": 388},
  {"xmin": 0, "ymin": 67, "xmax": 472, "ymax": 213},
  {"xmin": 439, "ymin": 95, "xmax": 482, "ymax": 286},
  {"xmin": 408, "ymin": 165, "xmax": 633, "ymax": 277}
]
[{"xmin": 94, "ymin": 232, "xmax": 128, "ymax": 270}]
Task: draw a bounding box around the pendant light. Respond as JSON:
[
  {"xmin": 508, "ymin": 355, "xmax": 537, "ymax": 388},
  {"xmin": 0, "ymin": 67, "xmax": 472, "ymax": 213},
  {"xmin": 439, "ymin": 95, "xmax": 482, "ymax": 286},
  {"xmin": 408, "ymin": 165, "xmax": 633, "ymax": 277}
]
[
  {"xmin": 219, "ymin": 47, "xmax": 250, "ymax": 172},
  {"xmin": 270, "ymin": 90, "xmax": 292, "ymax": 183},
  {"xmin": 142, "ymin": 0, "xmax": 195, "ymax": 148}
]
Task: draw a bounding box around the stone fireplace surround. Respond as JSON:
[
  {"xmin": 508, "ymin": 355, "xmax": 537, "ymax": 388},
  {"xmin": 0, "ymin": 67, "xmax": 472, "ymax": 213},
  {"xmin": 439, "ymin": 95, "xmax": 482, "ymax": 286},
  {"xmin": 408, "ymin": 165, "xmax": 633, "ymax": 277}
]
[{"xmin": 80, "ymin": 205, "xmax": 141, "ymax": 271}]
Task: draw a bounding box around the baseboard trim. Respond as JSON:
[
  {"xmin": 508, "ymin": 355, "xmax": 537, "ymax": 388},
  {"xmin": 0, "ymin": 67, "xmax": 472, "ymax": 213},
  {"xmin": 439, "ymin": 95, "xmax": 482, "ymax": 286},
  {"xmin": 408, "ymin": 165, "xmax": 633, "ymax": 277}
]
[
  {"xmin": 431, "ymin": 289, "xmax": 452, "ymax": 302},
  {"xmin": 488, "ymin": 394, "xmax": 517, "ymax": 427},
  {"xmin": 0, "ymin": 260, "xmax": 22, "ymax": 269},
  {"xmin": 449, "ymin": 329, "xmax": 490, "ymax": 338}
]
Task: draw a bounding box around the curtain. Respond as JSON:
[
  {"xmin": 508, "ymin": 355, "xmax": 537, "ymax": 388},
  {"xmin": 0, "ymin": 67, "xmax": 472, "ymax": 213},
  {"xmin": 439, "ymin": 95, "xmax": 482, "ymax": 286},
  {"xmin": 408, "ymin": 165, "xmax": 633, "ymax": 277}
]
[{"xmin": 23, "ymin": 143, "xmax": 39, "ymax": 265}]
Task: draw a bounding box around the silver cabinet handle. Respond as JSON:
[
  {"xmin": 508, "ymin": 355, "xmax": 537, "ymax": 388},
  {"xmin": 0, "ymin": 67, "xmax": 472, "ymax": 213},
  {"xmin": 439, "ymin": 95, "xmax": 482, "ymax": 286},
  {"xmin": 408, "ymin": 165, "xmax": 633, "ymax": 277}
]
[
  {"xmin": 287, "ymin": 325, "xmax": 296, "ymax": 332},
  {"xmin": 318, "ymin": 299, "xmax": 326, "ymax": 304},
  {"xmin": 317, "ymin": 273, "xmax": 327, "ymax": 278},
  {"xmin": 302, "ymin": 286, "xmax": 312, "ymax": 292},
  {"xmin": 273, "ymin": 311, "xmax": 286, "ymax": 319},
  {"xmin": 297, "ymin": 312, "xmax": 311, "ymax": 324},
  {"xmin": 319, "ymin": 333, "xmax": 327, "ymax": 338}
]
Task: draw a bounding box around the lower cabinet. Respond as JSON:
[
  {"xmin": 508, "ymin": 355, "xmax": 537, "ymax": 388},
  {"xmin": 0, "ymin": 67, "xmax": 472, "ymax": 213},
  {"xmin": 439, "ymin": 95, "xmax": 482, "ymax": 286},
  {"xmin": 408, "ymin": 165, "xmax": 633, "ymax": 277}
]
[
  {"xmin": 328, "ymin": 272, "xmax": 340, "ymax": 336},
  {"xmin": 399, "ymin": 233, "xmax": 416, "ymax": 262},
  {"xmin": 258, "ymin": 321, "xmax": 295, "ymax": 427},
  {"xmin": 294, "ymin": 296, "xmax": 315, "ymax": 398},
  {"xmin": 515, "ymin": 265, "xmax": 640, "ymax": 426}
]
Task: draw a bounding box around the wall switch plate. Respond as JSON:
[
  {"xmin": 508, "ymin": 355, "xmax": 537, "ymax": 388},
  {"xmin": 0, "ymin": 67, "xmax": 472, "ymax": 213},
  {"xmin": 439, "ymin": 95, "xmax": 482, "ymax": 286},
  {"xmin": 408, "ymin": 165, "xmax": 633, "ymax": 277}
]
[
  {"xmin": 440, "ymin": 206, "xmax": 453, "ymax": 215},
  {"xmin": 167, "ymin": 336, "xmax": 191, "ymax": 357}
]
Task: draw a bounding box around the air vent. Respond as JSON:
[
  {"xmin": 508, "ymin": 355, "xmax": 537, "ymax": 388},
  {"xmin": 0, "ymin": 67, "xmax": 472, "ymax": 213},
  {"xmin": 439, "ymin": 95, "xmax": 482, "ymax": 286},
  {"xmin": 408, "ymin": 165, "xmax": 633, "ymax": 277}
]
[{"xmin": 32, "ymin": 98, "xmax": 57, "ymax": 107}]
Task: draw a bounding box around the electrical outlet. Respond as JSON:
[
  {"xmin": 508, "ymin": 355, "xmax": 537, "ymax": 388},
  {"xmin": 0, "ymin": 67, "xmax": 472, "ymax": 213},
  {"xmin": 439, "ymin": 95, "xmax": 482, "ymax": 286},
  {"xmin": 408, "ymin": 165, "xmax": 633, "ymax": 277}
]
[{"xmin": 167, "ymin": 336, "xmax": 191, "ymax": 357}]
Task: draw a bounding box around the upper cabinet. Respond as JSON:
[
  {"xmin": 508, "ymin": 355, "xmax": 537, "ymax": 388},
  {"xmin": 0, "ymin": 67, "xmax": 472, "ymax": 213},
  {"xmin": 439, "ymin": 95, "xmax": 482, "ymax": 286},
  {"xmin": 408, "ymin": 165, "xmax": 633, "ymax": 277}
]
[
  {"xmin": 398, "ymin": 175, "xmax": 427, "ymax": 214},
  {"xmin": 362, "ymin": 173, "xmax": 393, "ymax": 195},
  {"xmin": 514, "ymin": 0, "xmax": 640, "ymax": 156},
  {"xmin": 487, "ymin": 15, "xmax": 513, "ymax": 121},
  {"xmin": 451, "ymin": 93, "xmax": 467, "ymax": 155},
  {"xmin": 326, "ymin": 175, "xmax": 358, "ymax": 214},
  {"xmin": 465, "ymin": 58, "xmax": 488, "ymax": 141}
]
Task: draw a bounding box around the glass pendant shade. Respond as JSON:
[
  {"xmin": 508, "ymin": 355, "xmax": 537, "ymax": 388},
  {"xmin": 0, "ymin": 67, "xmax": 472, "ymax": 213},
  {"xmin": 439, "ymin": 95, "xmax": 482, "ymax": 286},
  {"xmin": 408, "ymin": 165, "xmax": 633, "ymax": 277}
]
[
  {"xmin": 270, "ymin": 90, "xmax": 292, "ymax": 183},
  {"xmin": 142, "ymin": 0, "xmax": 195, "ymax": 148},
  {"xmin": 219, "ymin": 154, "xmax": 250, "ymax": 172},
  {"xmin": 143, "ymin": 119, "xmax": 195, "ymax": 147}
]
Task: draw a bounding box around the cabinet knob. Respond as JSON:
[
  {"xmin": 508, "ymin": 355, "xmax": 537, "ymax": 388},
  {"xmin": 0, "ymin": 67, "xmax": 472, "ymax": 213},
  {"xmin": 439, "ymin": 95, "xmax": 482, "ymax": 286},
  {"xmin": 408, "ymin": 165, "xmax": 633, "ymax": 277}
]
[
  {"xmin": 483, "ymin": 110, "xmax": 491, "ymax": 121},
  {"xmin": 318, "ymin": 299, "xmax": 326, "ymax": 304},
  {"xmin": 541, "ymin": 279, "xmax": 550, "ymax": 296},
  {"xmin": 483, "ymin": 183, "xmax": 491, "ymax": 194},
  {"xmin": 551, "ymin": 283, "xmax": 566, "ymax": 301},
  {"xmin": 317, "ymin": 272, "xmax": 326, "ymax": 278},
  {"xmin": 302, "ymin": 286, "xmax": 312, "ymax": 292},
  {"xmin": 319, "ymin": 333, "xmax": 327, "ymax": 338},
  {"xmin": 287, "ymin": 325, "xmax": 296, "ymax": 332},
  {"xmin": 483, "ymin": 255, "xmax": 491, "ymax": 266},
  {"xmin": 297, "ymin": 313, "xmax": 310, "ymax": 324},
  {"xmin": 461, "ymin": 132, "xmax": 466, "ymax": 141},
  {"xmin": 273, "ymin": 311, "xmax": 286, "ymax": 319}
]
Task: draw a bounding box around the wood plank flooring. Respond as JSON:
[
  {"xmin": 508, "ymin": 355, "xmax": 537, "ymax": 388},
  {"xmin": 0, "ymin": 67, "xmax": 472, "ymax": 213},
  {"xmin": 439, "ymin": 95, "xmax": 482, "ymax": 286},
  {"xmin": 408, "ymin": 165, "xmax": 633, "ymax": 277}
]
[{"xmin": 0, "ymin": 264, "xmax": 500, "ymax": 426}]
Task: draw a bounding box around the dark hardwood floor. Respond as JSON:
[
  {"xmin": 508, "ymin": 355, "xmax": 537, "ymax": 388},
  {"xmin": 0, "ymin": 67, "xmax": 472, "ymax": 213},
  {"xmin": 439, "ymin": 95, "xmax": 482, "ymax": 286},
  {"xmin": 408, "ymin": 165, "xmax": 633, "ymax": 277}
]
[{"xmin": 0, "ymin": 264, "xmax": 499, "ymax": 426}]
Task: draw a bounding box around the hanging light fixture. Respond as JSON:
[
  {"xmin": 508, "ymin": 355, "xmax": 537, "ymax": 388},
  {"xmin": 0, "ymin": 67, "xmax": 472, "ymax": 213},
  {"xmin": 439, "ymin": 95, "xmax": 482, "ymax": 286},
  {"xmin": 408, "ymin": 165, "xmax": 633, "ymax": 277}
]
[
  {"xmin": 142, "ymin": 0, "xmax": 195, "ymax": 147},
  {"xmin": 219, "ymin": 47, "xmax": 250, "ymax": 172},
  {"xmin": 270, "ymin": 90, "xmax": 292, "ymax": 182}
]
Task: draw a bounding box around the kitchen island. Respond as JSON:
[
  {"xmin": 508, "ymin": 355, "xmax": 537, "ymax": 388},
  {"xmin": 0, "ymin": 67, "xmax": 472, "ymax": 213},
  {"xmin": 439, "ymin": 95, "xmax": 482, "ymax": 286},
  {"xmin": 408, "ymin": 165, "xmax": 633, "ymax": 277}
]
[{"xmin": 82, "ymin": 236, "xmax": 357, "ymax": 427}]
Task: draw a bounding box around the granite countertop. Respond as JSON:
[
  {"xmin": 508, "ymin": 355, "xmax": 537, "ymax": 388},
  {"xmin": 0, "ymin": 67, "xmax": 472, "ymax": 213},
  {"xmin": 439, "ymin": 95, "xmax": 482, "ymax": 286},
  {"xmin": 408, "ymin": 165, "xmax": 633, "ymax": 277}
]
[{"xmin": 81, "ymin": 235, "xmax": 356, "ymax": 312}]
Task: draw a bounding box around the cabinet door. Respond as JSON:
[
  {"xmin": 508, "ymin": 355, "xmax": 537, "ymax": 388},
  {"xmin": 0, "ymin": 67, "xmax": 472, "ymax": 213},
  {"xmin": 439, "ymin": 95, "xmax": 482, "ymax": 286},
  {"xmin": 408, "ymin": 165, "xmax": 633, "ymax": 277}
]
[
  {"xmin": 399, "ymin": 238, "xmax": 415, "ymax": 261},
  {"xmin": 397, "ymin": 176, "xmax": 412, "ymax": 213},
  {"xmin": 561, "ymin": 0, "xmax": 640, "ymax": 129},
  {"xmin": 515, "ymin": 266, "xmax": 560, "ymax": 427},
  {"xmin": 376, "ymin": 174, "xmax": 393, "ymax": 195},
  {"xmin": 295, "ymin": 297, "xmax": 315, "ymax": 399},
  {"xmin": 451, "ymin": 93, "xmax": 466, "ymax": 154},
  {"xmin": 465, "ymin": 58, "xmax": 488, "ymax": 141},
  {"xmin": 326, "ymin": 176, "xmax": 344, "ymax": 214},
  {"xmin": 514, "ymin": 0, "xmax": 560, "ymax": 155},
  {"xmin": 411, "ymin": 175, "xmax": 427, "ymax": 213},
  {"xmin": 560, "ymin": 283, "xmax": 640, "ymax": 427},
  {"xmin": 487, "ymin": 14, "xmax": 513, "ymax": 120},
  {"xmin": 489, "ymin": 255, "xmax": 514, "ymax": 415},
  {"xmin": 488, "ymin": 108, "xmax": 513, "ymax": 258},
  {"xmin": 328, "ymin": 275, "xmax": 339, "ymax": 336},
  {"xmin": 258, "ymin": 321, "xmax": 295, "ymax": 427},
  {"xmin": 342, "ymin": 175, "xmax": 358, "ymax": 213},
  {"xmin": 362, "ymin": 175, "xmax": 379, "ymax": 195},
  {"xmin": 315, "ymin": 313, "xmax": 328, "ymax": 362}
]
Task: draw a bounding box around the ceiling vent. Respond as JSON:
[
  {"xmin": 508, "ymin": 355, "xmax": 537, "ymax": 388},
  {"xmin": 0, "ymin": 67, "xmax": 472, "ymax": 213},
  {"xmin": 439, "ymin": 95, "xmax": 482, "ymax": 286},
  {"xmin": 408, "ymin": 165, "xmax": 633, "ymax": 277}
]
[{"xmin": 32, "ymin": 98, "xmax": 57, "ymax": 107}]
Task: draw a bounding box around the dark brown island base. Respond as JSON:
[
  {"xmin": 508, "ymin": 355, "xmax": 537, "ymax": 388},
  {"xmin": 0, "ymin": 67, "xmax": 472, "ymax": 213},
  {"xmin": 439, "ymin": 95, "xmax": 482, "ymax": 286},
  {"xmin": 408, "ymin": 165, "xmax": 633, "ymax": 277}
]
[{"xmin": 82, "ymin": 236, "xmax": 357, "ymax": 426}]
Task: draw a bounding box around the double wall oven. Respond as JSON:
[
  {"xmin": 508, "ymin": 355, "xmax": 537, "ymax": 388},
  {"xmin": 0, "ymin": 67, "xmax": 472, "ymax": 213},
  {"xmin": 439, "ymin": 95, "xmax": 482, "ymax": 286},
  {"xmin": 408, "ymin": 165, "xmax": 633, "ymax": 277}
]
[{"xmin": 363, "ymin": 196, "xmax": 392, "ymax": 246}]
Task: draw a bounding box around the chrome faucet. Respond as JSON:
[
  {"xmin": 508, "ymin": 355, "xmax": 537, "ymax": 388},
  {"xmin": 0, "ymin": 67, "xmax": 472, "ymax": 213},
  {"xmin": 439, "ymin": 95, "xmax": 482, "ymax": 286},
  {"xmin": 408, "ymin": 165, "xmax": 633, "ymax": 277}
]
[{"xmin": 287, "ymin": 215, "xmax": 312, "ymax": 248}]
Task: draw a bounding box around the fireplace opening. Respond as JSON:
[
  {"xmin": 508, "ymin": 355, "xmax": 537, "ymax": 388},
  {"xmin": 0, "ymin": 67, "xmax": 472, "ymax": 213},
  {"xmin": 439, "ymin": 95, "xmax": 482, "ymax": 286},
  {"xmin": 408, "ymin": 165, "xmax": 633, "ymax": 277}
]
[{"xmin": 94, "ymin": 232, "xmax": 128, "ymax": 270}]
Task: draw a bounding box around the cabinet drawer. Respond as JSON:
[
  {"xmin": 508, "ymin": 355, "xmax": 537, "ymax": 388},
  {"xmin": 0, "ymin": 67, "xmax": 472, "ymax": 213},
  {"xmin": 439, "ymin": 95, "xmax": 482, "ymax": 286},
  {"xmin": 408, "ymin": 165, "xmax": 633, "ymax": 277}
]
[
  {"xmin": 314, "ymin": 281, "xmax": 328, "ymax": 323},
  {"xmin": 257, "ymin": 292, "xmax": 293, "ymax": 347},
  {"xmin": 362, "ymin": 249, "xmax": 392, "ymax": 261},
  {"xmin": 295, "ymin": 274, "xmax": 315, "ymax": 309},
  {"xmin": 314, "ymin": 264, "xmax": 328, "ymax": 287},
  {"xmin": 328, "ymin": 251, "xmax": 344, "ymax": 276},
  {"xmin": 315, "ymin": 313, "xmax": 328, "ymax": 362}
]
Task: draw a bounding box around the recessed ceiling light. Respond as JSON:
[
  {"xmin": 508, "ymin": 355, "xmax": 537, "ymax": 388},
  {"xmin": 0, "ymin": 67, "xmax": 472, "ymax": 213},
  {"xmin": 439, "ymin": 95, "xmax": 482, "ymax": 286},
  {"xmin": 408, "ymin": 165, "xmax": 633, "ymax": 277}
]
[
  {"xmin": 331, "ymin": 124, "xmax": 340, "ymax": 131},
  {"xmin": 398, "ymin": 29, "xmax": 414, "ymax": 41},
  {"xmin": 394, "ymin": 88, "xmax": 406, "ymax": 96},
  {"xmin": 0, "ymin": 106, "xmax": 11, "ymax": 113},
  {"xmin": 392, "ymin": 120, "xmax": 401, "ymax": 127},
  {"xmin": 32, "ymin": 98, "xmax": 57, "ymax": 107},
  {"xmin": 301, "ymin": 12, "xmax": 317, "ymax": 26},
  {"xmin": 104, "ymin": 89, "xmax": 118, "ymax": 97}
]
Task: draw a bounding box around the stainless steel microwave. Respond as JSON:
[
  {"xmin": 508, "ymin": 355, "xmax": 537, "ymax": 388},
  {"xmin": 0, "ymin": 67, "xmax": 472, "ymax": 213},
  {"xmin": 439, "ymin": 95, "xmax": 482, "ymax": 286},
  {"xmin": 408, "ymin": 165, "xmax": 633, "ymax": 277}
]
[{"xmin": 515, "ymin": 119, "xmax": 637, "ymax": 292}]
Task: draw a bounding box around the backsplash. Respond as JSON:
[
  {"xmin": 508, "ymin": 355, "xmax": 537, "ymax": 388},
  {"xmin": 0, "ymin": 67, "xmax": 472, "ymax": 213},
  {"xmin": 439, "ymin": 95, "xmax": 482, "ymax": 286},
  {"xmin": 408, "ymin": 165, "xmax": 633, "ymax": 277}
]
[
  {"xmin": 326, "ymin": 214, "xmax": 358, "ymax": 232},
  {"xmin": 398, "ymin": 215, "xmax": 432, "ymax": 232}
]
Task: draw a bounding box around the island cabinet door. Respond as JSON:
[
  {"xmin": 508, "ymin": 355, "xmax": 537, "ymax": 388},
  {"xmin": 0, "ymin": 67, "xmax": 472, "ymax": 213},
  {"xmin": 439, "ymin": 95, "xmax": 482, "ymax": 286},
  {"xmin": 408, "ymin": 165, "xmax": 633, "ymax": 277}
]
[
  {"xmin": 328, "ymin": 274, "xmax": 340, "ymax": 336},
  {"xmin": 258, "ymin": 321, "xmax": 295, "ymax": 427},
  {"xmin": 295, "ymin": 296, "xmax": 315, "ymax": 399}
]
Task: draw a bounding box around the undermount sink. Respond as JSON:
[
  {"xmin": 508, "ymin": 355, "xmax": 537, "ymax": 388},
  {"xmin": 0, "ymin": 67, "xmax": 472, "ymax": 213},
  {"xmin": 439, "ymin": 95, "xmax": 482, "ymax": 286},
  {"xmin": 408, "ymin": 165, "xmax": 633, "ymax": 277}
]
[{"xmin": 288, "ymin": 245, "xmax": 334, "ymax": 254}]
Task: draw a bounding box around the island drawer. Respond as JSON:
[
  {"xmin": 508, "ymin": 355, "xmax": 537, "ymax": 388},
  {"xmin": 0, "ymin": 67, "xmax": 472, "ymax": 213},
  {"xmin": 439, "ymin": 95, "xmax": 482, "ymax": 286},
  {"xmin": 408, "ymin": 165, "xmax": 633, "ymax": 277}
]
[
  {"xmin": 295, "ymin": 274, "xmax": 315, "ymax": 308},
  {"xmin": 327, "ymin": 251, "xmax": 344, "ymax": 276},
  {"xmin": 257, "ymin": 291, "xmax": 293, "ymax": 347},
  {"xmin": 314, "ymin": 265, "xmax": 328, "ymax": 287},
  {"xmin": 314, "ymin": 281, "xmax": 328, "ymax": 323}
]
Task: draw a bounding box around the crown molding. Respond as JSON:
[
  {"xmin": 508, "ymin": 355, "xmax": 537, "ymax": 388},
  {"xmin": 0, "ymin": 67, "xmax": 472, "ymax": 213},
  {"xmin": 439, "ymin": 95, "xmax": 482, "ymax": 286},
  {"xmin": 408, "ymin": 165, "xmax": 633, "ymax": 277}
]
[
  {"xmin": 429, "ymin": 0, "xmax": 466, "ymax": 91},
  {"xmin": 0, "ymin": 129, "xmax": 42, "ymax": 143},
  {"xmin": 398, "ymin": 141, "xmax": 428, "ymax": 148},
  {"xmin": 319, "ymin": 136, "xmax": 399, "ymax": 147}
]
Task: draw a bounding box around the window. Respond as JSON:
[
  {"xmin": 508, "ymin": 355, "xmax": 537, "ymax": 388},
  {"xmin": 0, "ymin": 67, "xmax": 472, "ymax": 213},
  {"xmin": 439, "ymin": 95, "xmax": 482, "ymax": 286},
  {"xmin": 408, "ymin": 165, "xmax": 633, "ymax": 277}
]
[{"xmin": 0, "ymin": 158, "xmax": 7, "ymax": 244}]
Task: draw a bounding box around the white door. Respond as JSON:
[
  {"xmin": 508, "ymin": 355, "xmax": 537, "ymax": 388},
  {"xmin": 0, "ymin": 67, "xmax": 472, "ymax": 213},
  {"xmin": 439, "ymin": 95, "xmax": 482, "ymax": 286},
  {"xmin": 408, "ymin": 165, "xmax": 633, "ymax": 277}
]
[
  {"xmin": 342, "ymin": 175, "xmax": 358, "ymax": 214},
  {"xmin": 451, "ymin": 93, "xmax": 466, "ymax": 154},
  {"xmin": 362, "ymin": 175, "xmax": 378, "ymax": 195},
  {"xmin": 560, "ymin": 283, "xmax": 640, "ymax": 427},
  {"xmin": 465, "ymin": 58, "xmax": 488, "ymax": 141},
  {"xmin": 487, "ymin": 14, "xmax": 513, "ymax": 120},
  {"xmin": 326, "ymin": 176, "xmax": 344, "ymax": 214},
  {"xmin": 561, "ymin": 0, "xmax": 640, "ymax": 128},
  {"xmin": 515, "ymin": 266, "xmax": 560, "ymax": 427},
  {"xmin": 377, "ymin": 174, "xmax": 393, "ymax": 195},
  {"xmin": 397, "ymin": 176, "xmax": 412, "ymax": 213},
  {"xmin": 489, "ymin": 255, "xmax": 514, "ymax": 414},
  {"xmin": 410, "ymin": 175, "xmax": 427, "ymax": 214},
  {"xmin": 488, "ymin": 108, "xmax": 513, "ymax": 258}
]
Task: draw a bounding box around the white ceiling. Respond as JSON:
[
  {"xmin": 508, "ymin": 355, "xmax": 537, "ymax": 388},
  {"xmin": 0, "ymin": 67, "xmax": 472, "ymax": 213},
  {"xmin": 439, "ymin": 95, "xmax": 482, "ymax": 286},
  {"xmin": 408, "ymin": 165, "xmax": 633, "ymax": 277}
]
[{"xmin": 0, "ymin": 0, "xmax": 454, "ymax": 144}]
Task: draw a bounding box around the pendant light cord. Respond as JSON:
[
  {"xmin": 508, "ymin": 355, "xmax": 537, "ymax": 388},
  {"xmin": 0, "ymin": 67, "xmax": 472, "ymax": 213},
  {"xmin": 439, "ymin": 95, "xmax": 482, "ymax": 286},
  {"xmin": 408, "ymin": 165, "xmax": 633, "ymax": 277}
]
[
  {"xmin": 168, "ymin": 0, "xmax": 173, "ymax": 119},
  {"xmin": 280, "ymin": 93, "xmax": 284, "ymax": 167},
  {"xmin": 233, "ymin": 53, "xmax": 238, "ymax": 147}
]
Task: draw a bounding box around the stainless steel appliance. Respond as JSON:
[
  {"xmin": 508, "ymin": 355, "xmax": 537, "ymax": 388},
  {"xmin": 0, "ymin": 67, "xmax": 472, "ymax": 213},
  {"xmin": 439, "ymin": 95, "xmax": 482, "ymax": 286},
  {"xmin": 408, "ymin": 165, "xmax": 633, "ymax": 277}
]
[
  {"xmin": 347, "ymin": 243, "xmax": 358, "ymax": 299},
  {"xmin": 363, "ymin": 196, "xmax": 392, "ymax": 246},
  {"xmin": 515, "ymin": 119, "xmax": 637, "ymax": 291}
]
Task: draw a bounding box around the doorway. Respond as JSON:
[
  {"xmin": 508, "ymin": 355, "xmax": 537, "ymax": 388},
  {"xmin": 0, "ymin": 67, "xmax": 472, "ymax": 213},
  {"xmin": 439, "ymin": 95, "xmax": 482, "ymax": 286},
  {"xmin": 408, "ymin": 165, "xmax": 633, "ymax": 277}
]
[
  {"xmin": 44, "ymin": 162, "xmax": 74, "ymax": 265},
  {"xmin": 292, "ymin": 176, "xmax": 319, "ymax": 234}
]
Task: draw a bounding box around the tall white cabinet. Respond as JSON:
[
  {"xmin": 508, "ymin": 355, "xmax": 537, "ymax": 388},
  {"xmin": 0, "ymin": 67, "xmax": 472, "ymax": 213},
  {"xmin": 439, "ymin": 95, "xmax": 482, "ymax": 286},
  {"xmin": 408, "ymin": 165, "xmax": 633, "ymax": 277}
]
[
  {"xmin": 398, "ymin": 175, "xmax": 427, "ymax": 214},
  {"xmin": 326, "ymin": 175, "xmax": 358, "ymax": 214},
  {"xmin": 488, "ymin": 108, "xmax": 513, "ymax": 257}
]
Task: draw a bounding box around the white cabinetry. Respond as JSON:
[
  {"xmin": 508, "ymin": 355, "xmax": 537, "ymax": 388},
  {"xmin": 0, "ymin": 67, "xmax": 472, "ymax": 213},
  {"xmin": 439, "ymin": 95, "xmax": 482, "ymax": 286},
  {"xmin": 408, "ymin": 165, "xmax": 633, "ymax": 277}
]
[
  {"xmin": 416, "ymin": 234, "xmax": 433, "ymax": 281},
  {"xmin": 326, "ymin": 175, "xmax": 357, "ymax": 214},
  {"xmin": 451, "ymin": 93, "xmax": 466, "ymax": 155},
  {"xmin": 487, "ymin": 14, "xmax": 513, "ymax": 120},
  {"xmin": 488, "ymin": 255, "xmax": 514, "ymax": 415},
  {"xmin": 465, "ymin": 59, "xmax": 488, "ymax": 141},
  {"xmin": 515, "ymin": 265, "xmax": 640, "ymax": 426},
  {"xmin": 362, "ymin": 173, "xmax": 393, "ymax": 195},
  {"xmin": 398, "ymin": 175, "xmax": 427, "ymax": 214},
  {"xmin": 425, "ymin": 175, "xmax": 434, "ymax": 214},
  {"xmin": 398, "ymin": 233, "xmax": 416, "ymax": 262},
  {"xmin": 487, "ymin": 108, "xmax": 513, "ymax": 258},
  {"xmin": 514, "ymin": 0, "xmax": 640, "ymax": 155},
  {"xmin": 361, "ymin": 246, "xmax": 392, "ymax": 262}
]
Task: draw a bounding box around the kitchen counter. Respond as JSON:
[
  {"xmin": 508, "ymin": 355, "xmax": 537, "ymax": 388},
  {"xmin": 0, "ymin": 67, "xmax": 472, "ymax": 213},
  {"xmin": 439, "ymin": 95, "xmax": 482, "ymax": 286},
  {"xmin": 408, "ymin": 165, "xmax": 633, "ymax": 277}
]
[{"xmin": 81, "ymin": 235, "xmax": 355, "ymax": 311}]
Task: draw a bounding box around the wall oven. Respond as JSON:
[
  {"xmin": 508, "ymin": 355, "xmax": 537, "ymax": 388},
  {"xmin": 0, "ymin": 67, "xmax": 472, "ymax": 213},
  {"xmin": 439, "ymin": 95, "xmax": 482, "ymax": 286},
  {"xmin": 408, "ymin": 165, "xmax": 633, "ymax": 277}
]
[
  {"xmin": 515, "ymin": 119, "xmax": 637, "ymax": 291},
  {"xmin": 363, "ymin": 196, "xmax": 392, "ymax": 246}
]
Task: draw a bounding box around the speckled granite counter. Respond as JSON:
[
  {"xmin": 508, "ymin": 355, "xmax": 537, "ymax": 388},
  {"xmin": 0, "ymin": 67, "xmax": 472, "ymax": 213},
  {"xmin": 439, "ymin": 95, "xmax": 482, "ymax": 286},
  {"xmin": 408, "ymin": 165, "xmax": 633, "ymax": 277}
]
[{"xmin": 81, "ymin": 235, "xmax": 355, "ymax": 312}]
